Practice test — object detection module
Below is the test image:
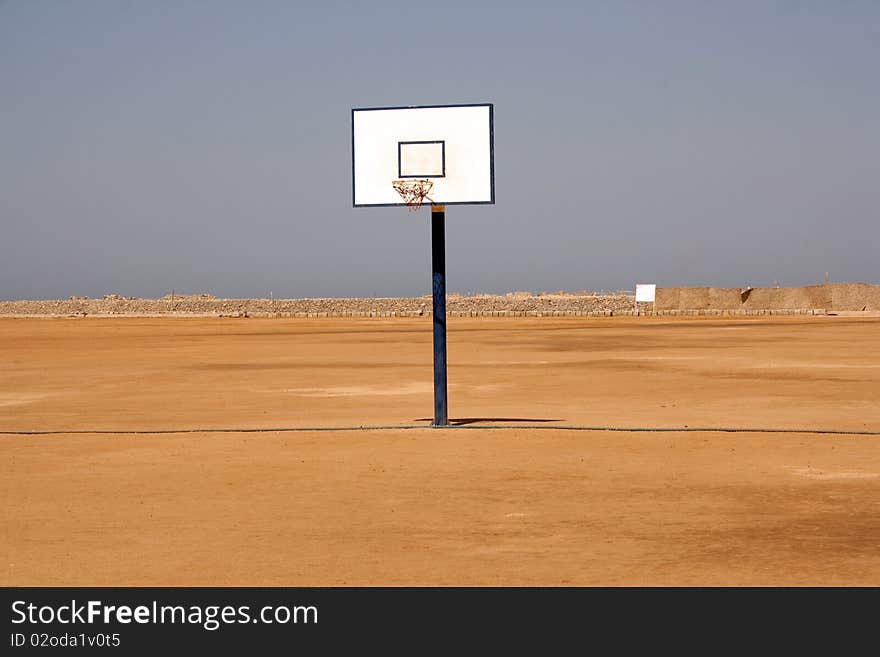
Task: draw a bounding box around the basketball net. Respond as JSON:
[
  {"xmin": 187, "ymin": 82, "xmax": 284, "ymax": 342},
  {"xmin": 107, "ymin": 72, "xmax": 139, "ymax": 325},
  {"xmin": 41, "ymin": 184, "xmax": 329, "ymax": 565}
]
[{"xmin": 392, "ymin": 179, "xmax": 434, "ymax": 212}]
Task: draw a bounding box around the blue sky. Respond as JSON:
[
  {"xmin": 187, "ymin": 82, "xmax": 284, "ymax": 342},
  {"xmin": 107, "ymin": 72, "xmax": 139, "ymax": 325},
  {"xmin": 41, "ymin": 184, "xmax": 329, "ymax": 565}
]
[{"xmin": 2, "ymin": 1, "xmax": 878, "ymax": 299}]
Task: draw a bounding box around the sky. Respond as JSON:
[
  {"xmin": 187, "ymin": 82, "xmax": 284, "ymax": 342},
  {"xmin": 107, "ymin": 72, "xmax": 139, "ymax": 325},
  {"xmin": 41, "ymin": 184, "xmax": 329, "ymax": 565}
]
[{"xmin": 2, "ymin": 1, "xmax": 878, "ymax": 299}]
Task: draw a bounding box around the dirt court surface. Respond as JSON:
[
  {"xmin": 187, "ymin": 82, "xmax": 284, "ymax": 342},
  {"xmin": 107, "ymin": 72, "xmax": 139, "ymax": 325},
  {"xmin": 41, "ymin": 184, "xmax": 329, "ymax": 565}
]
[{"xmin": 2, "ymin": 316, "xmax": 879, "ymax": 586}]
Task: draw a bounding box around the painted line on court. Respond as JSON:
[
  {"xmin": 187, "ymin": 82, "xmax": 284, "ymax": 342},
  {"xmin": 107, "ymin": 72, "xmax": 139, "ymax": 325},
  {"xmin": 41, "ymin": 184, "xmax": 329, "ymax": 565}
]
[{"xmin": 1, "ymin": 425, "xmax": 878, "ymax": 436}]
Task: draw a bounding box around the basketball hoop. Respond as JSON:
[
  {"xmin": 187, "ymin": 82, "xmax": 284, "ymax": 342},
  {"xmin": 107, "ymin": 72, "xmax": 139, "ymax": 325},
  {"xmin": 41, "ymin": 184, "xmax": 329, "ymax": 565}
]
[{"xmin": 392, "ymin": 179, "xmax": 434, "ymax": 211}]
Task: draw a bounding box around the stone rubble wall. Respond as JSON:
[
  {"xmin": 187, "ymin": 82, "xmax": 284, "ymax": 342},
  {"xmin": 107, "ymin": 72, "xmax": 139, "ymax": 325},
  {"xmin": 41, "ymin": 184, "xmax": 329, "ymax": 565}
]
[
  {"xmin": 1, "ymin": 283, "xmax": 877, "ymax": 318},
  {"xmin": 0, "ymin": 292, "xmax": 638, "ymax": 317}
]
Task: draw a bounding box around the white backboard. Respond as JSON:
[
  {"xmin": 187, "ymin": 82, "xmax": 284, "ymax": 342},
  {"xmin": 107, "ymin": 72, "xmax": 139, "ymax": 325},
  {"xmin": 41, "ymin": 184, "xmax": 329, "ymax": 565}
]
[
  {"xmin": 635, "ymin": 284, "xmax": 657, "ymax": 303},
  {"xmin": 352, "ymin": 103, "xmax": 494, "ymax": 207}
]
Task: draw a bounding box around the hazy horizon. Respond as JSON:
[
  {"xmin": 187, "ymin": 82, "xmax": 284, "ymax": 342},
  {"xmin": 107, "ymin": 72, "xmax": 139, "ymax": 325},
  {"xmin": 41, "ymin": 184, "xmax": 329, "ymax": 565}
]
[
  {"xmin": 3, "ymin": 2, "xmax": 878, "ymax": 301},
  {"xmin": 5, "ymin": 281, "xmax": 880, "ymax": 303}
]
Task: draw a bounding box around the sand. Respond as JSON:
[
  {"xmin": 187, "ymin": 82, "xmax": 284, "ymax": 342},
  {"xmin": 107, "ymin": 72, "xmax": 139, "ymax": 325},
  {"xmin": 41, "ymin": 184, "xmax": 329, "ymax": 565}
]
[
  {"xmin": 656, "ymin": 282, "xmax": 880, "ymax": 311},
  {"xmin": 2, "ymin": 315, "xmax": 879, "ymax": 585}
]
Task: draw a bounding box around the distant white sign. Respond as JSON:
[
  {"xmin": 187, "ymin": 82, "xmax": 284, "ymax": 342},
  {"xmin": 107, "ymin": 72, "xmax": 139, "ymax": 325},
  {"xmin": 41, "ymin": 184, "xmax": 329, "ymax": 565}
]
[{"xmin": 635, "ymin": 284, "xmax": 656, "ymax": 303}]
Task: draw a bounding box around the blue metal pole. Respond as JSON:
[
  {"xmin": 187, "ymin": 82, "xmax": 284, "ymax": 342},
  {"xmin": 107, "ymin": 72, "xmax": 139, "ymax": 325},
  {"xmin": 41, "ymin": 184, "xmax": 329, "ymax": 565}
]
[{"xmin": 431, "ymin": 205, "xmax": 448, "ymax": 426}]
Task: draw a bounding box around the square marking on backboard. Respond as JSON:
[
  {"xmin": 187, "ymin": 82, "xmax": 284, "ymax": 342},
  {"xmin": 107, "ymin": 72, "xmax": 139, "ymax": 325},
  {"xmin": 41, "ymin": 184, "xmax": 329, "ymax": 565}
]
[{"xmin": 398, "ymin": 141, "xmax": 445, "ymax": 178}]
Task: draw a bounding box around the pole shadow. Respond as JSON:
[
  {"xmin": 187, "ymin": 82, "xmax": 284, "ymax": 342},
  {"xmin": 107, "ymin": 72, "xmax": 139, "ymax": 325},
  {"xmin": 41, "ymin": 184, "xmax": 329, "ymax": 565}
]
[{"xmin": 414, "ymin": 417, "xmax": 563, "ymax": 426}]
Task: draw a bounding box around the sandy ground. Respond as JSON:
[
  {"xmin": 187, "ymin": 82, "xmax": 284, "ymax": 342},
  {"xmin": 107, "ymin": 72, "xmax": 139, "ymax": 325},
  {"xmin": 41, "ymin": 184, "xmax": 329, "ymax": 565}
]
[{"xmin": 2, "ymin": 316, "xmax": 879, "ymax": 586}]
